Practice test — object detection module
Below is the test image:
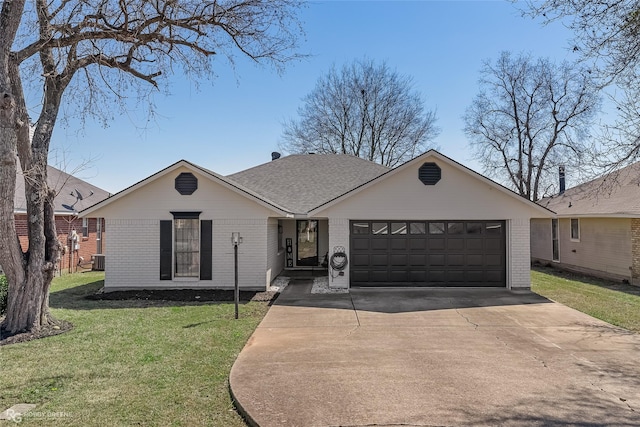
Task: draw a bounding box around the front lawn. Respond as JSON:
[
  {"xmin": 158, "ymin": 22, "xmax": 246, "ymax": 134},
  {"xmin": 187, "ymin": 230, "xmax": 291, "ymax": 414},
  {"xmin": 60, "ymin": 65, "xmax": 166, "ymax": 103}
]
[
  {"xmin": 0, "ymin": 272, "xmax": 270, "ymax": 426},
  {"xmin": 531, "ymin": 266, "xmax": 640, "ymax": 333}
]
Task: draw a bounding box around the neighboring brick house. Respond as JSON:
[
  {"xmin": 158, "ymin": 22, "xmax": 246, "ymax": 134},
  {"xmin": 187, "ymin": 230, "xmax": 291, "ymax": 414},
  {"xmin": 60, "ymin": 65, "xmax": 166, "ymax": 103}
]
[
  {"xmin": 531, "ymin": 162, "xmax": 640, "ymax": 283},
  {"xmin": 7, "ymin": 165, "xmax": 110, "ymax": 274},
  {"xmin": 81, "ymin": 150, "xmax": 551, "ymax": 292}
]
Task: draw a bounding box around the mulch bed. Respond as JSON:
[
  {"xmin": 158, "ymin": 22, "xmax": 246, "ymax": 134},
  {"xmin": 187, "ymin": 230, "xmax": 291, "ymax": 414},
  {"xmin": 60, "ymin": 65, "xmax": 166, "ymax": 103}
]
[
  {"xmin": 0, "ymin": 318, "xmax": 73, "ymax": 346},
  {"xmin": 85, "ymin": 288, "xmax": 280, "ymax": 303}
]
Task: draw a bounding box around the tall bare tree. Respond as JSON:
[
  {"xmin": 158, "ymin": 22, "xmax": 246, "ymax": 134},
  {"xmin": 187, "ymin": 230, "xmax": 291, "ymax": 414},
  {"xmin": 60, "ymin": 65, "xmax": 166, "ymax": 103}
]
[
  {"xmin": 523, "ymin": 0, "xmax": 640, "ymax": 170},
  {"xmin": 280, "ymin": 58, "xmax": 439, "ymax": 167},
  {"xmin": 0, "ymin": 0, "xmax": 304, "ymax": 337},
  {"xmin": 463, "ymin": 51, "xmax": 600, "ymax": 201}
]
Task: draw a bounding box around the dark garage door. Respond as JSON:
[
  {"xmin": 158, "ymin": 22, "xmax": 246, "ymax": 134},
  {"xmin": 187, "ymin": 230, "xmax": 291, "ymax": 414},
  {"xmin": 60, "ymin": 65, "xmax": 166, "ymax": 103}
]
[{"xmin": 350, "ymin": 220, "xmax": 506, "ymax": 287}]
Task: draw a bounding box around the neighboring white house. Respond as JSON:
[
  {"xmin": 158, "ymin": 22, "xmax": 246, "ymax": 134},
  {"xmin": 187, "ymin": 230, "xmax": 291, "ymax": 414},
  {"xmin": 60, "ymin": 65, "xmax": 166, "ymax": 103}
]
[
  {"xmin": 80, "ymin": 150, "xmax": 551, "ymax": 291},
  {"xmin": 531, "ymin": 162, "xmax": 640, "ymax": 283}
]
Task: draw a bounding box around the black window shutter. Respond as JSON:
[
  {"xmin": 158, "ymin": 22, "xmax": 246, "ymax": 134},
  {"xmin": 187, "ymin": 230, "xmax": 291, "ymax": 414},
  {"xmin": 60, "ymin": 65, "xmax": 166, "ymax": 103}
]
[
  {"xmin": 160, "ymin": 220, "xmax": 172, "ymax": 280},
  {"xmin": 200, "ymin": 220, "xmax": 213, "ymax": 280}
]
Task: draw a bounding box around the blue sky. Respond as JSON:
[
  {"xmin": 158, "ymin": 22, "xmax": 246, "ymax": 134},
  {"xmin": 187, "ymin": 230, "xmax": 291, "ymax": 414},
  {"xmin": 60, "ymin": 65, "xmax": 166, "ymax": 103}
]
[{"xmin": 49, "ymin": 0, "xmax": 579, "ymax": 194}]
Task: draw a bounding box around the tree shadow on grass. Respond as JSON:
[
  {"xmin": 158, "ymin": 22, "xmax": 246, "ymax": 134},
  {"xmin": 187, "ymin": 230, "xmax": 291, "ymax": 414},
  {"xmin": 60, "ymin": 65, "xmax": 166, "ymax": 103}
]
[{"xmin": 49, "ymin": 281, "xmax": 279, "ymax": 310}]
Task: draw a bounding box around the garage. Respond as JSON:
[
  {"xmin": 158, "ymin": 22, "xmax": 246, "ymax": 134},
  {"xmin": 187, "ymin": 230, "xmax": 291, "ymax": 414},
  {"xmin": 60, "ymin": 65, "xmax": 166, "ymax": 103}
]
[{"xmin": 350, "ymin": 220, "xmax": 506, "ymax": 287}]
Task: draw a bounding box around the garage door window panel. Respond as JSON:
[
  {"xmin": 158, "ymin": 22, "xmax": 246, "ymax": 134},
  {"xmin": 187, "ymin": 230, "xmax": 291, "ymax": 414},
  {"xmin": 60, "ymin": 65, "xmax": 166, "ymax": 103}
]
[
  {"xmin": 353, "ymin": 222, "xmax": 370, "ymax": 234},
  {"xmin": 486, "ymin": 223, "xmax": 503, "ymax": 234},
  {"xmin": 410, "ymin": 223, "xmax": 426, "ymax": 234},
  {"xmin": 429, "ymin": 222, "xmax": 445, "ymax": 234},
  {"xmin": 391, "ymin": 222, "xmax": 407, "ymax": 234},
  {"xmin": 372, "ymin": 222, "xmax": 388, "ymax": 235},
  {"xmin": 467, "ymin": 223, "xmax": 482, "ymax": 234},
  {"xmin": 448, "ymin": 223, "xmax": 464, "ymax": 234}
]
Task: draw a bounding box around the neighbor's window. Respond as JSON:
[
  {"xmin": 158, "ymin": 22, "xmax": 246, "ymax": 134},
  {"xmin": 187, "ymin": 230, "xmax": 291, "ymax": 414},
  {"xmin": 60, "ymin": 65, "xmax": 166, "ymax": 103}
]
[
  {"xmin": 82, "ymin": 218, "xmax": 89, "ymax": 237},
  {"xmin": 570, "ymin": 218, "xmax": 580, "ymax": 241},
  {"xmin": 174, "ymin": 218, "xmax": 200, "ymax": 277}
]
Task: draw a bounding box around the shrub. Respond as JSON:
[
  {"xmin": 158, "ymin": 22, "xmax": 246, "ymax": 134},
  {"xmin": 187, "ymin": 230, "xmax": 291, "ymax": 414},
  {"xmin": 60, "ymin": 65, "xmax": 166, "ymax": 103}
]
[{"xmin": 0, "ymin": 275, "xmax": 7, "ymax": 316}]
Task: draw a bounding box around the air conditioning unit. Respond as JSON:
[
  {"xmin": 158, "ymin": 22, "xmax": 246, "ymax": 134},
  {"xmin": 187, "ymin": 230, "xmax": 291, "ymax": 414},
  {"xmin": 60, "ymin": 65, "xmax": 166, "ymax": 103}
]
[{"xmin": 92, "ymin": 254, "xmax": 105, "ymax": 271}]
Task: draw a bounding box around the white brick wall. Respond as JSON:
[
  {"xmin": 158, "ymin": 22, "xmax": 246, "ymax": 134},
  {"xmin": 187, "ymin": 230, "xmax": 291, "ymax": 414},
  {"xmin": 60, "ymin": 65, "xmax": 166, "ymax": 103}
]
[
  {"xmin": 328, "ymin": 218, "xmax": 349, "ymax": 289},
  {"xmin": 266, "ymin": 218, "xmax": 284, "ymax": 287},
  {"xmin": 104, "ymin": 218, "xmax": 268, "ymax": 291},
  {"xmin": 508, "ymin": 218, "xmax": 531, "ymax": 289}
]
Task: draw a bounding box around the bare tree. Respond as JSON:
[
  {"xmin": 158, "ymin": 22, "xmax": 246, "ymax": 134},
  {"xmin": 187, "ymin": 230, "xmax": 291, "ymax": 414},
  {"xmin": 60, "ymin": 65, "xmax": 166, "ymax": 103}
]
[
  {"xmin": 280, "ymin": 58, "xmax": 439, "ymax": 167},
  {"xmin": 523, "ymin": 0, "xmax": 640, "ymax": 171},
  {"xmin": 0, "ymin": 0, "xmax": 304, "ymax": 337},
  {"xmin": 463, "ymin": 52, "xmax": 600, "ymax": 201}
]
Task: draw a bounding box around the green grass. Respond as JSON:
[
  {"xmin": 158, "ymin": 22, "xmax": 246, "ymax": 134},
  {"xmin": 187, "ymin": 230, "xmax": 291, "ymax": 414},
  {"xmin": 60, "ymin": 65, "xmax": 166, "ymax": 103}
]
[
  {"xmin": 532, "ymin": 266, "xmax": 640, "ymax": 333},
  {"xmin": 0, "ymin": 272, "xmax": 270, "ymax": 426}
]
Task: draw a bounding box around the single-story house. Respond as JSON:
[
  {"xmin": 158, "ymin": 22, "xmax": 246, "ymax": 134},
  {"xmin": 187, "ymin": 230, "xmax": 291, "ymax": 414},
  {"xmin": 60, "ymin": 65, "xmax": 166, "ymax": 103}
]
[
  {"xmin": 531, "ymin": 162, "xmax": 640, "ymax": 283},
  {"xmin": 1, "ymin": 165, "xmax": 110, "ymax": 275},
  {"xmin": 80, "ymin": 150, "xmax": 551, "ymax": 291}
]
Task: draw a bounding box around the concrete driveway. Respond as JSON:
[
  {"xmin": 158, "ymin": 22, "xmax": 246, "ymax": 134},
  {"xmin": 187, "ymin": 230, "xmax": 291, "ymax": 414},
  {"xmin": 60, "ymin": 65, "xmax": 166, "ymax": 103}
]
[{"xmin": 230, "ymin": 281, "xmax": 640, "ymax": 426}]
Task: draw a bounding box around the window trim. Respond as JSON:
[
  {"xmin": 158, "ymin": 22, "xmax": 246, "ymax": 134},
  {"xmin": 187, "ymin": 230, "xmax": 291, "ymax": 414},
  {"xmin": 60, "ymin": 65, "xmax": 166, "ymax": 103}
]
[
  {"xmin": 570, "ymin": 218, "xmax": 580, "ymax": 242},
  {"xmin": 160, "ymin": 213, "xmax": 211, "ymax": 281}
]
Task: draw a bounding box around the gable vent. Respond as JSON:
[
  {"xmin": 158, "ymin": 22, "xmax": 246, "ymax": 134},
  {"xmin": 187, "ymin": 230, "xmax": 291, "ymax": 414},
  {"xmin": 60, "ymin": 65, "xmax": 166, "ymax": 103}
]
[
  {"xmin": 418, "ymin": 162, "xmax": 441, "ymax": 185},
  {"xmin": 175, "ymin": 172, "xmax": 198, "ymax": 195}
]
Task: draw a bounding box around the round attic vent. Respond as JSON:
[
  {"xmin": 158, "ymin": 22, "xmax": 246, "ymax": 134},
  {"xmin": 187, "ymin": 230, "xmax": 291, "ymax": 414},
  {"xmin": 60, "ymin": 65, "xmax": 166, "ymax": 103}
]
[
  {"xmin": 175, "ymin": 172, "xmax": 198, "ymax": 195},
  {"xmin": 418, "ymin": 162, "xmax": 441, "ymax": 185}
]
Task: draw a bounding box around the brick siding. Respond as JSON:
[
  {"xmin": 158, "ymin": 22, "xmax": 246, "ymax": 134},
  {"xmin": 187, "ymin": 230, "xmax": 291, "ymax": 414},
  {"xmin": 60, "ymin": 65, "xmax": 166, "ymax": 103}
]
[
  {"xmin": 632, "ymin": 218, "xmax": 640, "ymax": 279},
  {"xmin": 14, "ymin": 214, "xmax": 105, "ymax": 274}
]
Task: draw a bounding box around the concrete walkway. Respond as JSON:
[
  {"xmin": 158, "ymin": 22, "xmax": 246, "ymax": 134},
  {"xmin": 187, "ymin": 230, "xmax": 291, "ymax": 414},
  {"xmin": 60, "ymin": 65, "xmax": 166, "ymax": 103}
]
[{"xmin": 230, "ymin": 281, "xmax": 640, "ymax": 426}]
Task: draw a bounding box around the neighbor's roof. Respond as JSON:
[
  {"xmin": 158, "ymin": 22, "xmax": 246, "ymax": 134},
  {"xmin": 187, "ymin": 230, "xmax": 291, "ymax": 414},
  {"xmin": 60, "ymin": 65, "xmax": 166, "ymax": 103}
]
[
  {"xmin": 15, "ymin": 165, "xmax": 110, "ymax": 215},
  {"xmin": 228, "ymin": 154, "xmax": 390, "ymax": 214},
  {"xmin": 537, "ymin": 162, "xmax": 640, "ymax": 217}
]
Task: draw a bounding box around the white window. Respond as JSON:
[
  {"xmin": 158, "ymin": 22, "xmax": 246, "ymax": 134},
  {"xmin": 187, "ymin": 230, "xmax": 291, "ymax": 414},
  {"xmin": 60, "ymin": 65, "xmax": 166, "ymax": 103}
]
[
  {"xmin": 82, "ymin": 218, "xmax": 89, "ymax": 237},
  {"xmin": 570, "ymin": 218, "xmax": 580, "ymax": 241}
]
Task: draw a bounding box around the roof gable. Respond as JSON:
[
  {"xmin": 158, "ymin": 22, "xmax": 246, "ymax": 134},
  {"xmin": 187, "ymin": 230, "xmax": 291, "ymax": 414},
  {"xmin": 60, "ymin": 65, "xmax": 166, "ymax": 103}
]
[
  {"xmin": 308, "ymin": 150, "xmax": 552, "ymax": 217},
  {"xmin": 537, "ymin": 162, "xmax": 640, "ymax": 217},
  {"xmin": 80, "ymin": 160, "xmax": 291, "ymax": 217}
]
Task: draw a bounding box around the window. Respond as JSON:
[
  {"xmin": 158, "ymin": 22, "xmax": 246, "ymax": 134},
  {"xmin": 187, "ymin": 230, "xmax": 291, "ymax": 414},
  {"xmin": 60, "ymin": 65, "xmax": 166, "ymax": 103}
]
[
  {"xmin": 429, "ymin": 222, "xmax": 445, "ymax": 234},
  {"xmin": 174, "ymin": 218, "xmax": 200, "ymax": 277},
  {"xmin": 391, "ymin": 222, "xmax": 407, "ymax": 234},
  {"xmin": 570, "ymin": 218, "xmax": 580, "ymax": 241},
  {"xmin": 82, "ymin": 218, "xmax": 89, "ymax": 237},
  {"xmin": 352, "ymin": 222, "xmax": 370, "ymax": 234},
  {"xmin": 447, "ymin": 222, "xmax": 464, "ymax": 234},
  {"xmin": 96, "ymin": 218, "xmax": 103, "ymax": 254},
  {"xmin": 485, "ymin": 222, "xmax": 502, "ymax": 235},
  {"xmin": 409, "ymin": 222, "xmax": 426, "ymax": 234},
  {"xmin": 160, "ymin": 212, "xmax": 211, "ymax": 280},
  {"xmin": 372, "ymin": 222, "xmax": 388, "ymax": 235},
  {"xmin": 467, "ymin": 223, "xmax": 482, "ymax": 234}
]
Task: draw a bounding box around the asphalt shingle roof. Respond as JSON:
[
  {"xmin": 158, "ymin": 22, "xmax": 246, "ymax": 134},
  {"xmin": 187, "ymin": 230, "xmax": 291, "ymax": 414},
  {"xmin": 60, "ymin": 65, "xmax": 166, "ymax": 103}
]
[
  {"xmin": 15, "ymin": 165, "xmax": 111, "ymax": 215},
  {"xmin": 537, "ymin": 162, "xmax": 640, "ymax": 216},
  {"xmin": 227, "ymin": 154, "xmax": 390, "ymax": 214}
]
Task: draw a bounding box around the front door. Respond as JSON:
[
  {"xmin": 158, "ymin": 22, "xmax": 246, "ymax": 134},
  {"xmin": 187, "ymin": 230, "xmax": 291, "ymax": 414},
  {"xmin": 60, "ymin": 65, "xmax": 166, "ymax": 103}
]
[{"xmin": 297, "ymin": 220, "xmax": 318, "ymax": 266}]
